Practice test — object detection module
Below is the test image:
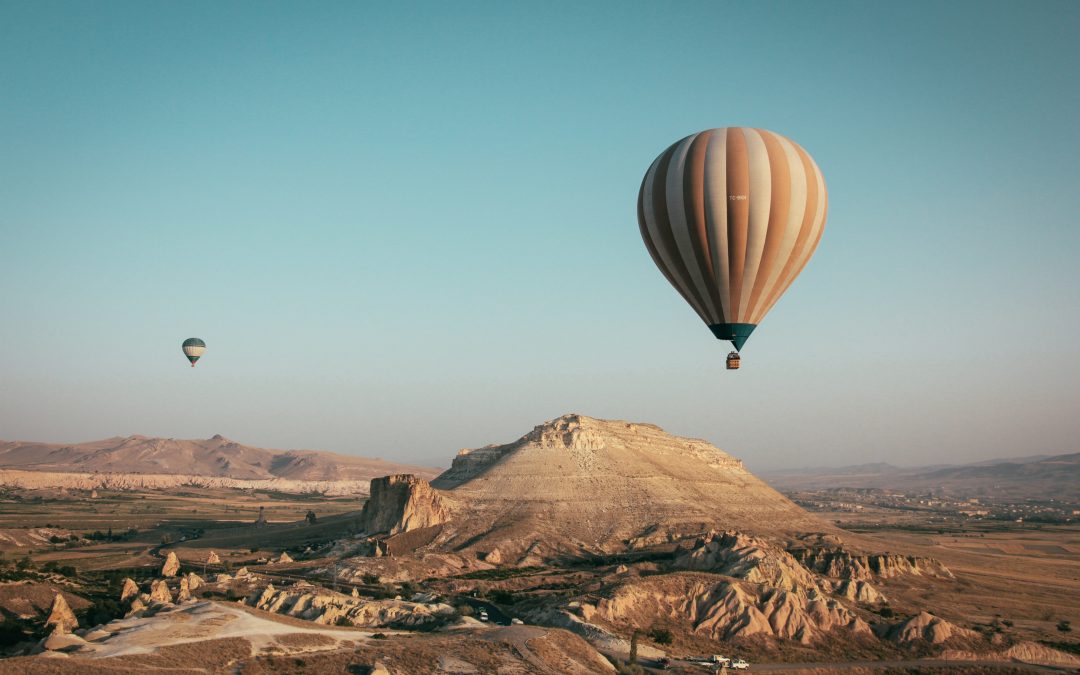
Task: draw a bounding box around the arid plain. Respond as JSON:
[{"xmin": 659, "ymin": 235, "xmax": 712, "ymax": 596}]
[{"xmin": 0, "ymin": 415, "xmax": 1076, "ymax": 674}]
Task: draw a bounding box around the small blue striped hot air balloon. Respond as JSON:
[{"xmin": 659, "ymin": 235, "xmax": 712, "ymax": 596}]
[{"xmin": 182, "ymin": 338, "xmax": 206, "ymax": 367}]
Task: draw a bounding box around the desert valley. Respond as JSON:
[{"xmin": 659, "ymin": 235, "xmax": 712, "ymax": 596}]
[
  {"xmin": 0, "ymin": 414, "xmax": 1075, "ymax": 674},
  {"xmin": 5, "ymin": 1, "xmax": 1080, "ymax": 673}
]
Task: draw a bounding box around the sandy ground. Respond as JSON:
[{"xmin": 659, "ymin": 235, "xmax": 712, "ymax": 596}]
[{"xmin": 73, "ymin": 601, "xmax": 369, "ymax": 659}]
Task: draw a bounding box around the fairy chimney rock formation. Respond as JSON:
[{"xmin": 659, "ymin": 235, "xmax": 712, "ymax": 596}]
[
  {"xmin": 119, "ymin": 578, "xmax": 140, "ymax": 603},
  {"xmin": 177, "ymin": 576, "xmax": 192, "ymax": 602},
  {"xmin": 161, "ymin": 551, "xmax": 181, "ymax": 577},
  {"xmin": 46, "ymin": 593, "xmax": 78, "ymax": 633},
  {"xmin": 207, "ymin": 551, "xmax": 221, "ymax": 565},
  {"xmin": 149, "ymin": 579, "xmax": 173, "ymax": 604},
  {"xmin": 361, "ymin": 474, "xmax": 449, "ymax": 536}
]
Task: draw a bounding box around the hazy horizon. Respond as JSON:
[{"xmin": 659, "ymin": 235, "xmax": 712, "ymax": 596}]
[
  {"xmin": 3, "ymin": 1, "xmax": 1079, "ymax": 473},
  {"xmin": 0, "ymin": 423, "xmax": 1067, "ymax": 475}
]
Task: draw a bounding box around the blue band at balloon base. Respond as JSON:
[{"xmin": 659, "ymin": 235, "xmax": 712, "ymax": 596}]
[{"xmin": 708, "ymin": 323, "xmax": 756, "ymax": 351}]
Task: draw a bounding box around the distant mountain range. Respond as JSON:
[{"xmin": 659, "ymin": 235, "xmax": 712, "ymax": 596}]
[
  {"xmin": 760, "ymin": 452, "xmax": 1079, "ymax": 500},
  {"xmin": 0, "ymin": 435, "xmax": 439, "ymax": 482}
]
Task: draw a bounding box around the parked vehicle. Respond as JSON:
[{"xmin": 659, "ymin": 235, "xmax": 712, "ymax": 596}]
[
  {"xmin": 479, "ymin": 610, "xmax": 489, "ymax": 622},
  {"xmin": 730, "ymin": 658, "xmax": 750, "ymax": 670},
  {"xmin": 711, "ymin": 655, "xmax": 731, "ymax": 666}
]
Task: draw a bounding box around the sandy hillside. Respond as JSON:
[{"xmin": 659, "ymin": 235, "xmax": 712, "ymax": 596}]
[
  {"xmin": 0, "ymin": 434, "xmax": 438, "ymax": 482},
  {"xmin": 379, "ymin": 414, "xmax": 841, "ymax": 562}
]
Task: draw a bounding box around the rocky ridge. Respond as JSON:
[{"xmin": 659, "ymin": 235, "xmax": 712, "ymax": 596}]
[
  {"xmin": 360, "ymin": 474, "xmax": 452, "ymax": 535},
  {"xmin": 672, "ymin": 530, "xmax": 823, "ymax": 593},
  {"xmin": 878, "ymin": 611, "xmax": 979, "ymax": 644},
  {"xmin": 250, "ymin": 583, "xmax": 456, "ymax": 629},
  {"xmin": 0, "ymin": 433, "xmax": 440, "ymax": 498},
  {"xmin": 339, "ymin": 414, "xmax": 970, "ymax": 651},
  {"xmin": 791, "ymin": 547, "xmax": 954, "ymax": 580},
  {"xmin": 0, "ymin": 468, "xmax": 374, "ymax": 496},
  {"xmin": 581, "ymin": 573, "xmax": 871, "ymax": 645},
  {"xmin": 393, "ymin": 414, "xmax": 839, "ymax": 562}
]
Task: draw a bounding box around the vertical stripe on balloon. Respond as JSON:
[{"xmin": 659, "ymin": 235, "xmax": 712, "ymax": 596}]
[
  {"xmin": 703, "ymin": 130, "xmax": 730, "ymax": 323},
  {"xmin": 725, "ymin": 128, "xmax": 750, "ymax": 322}
]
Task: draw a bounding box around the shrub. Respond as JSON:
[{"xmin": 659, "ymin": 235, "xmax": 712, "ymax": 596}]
[
  {"xmin": 1058, "ymin": 620, "xmax": 1072, "ymax": 633},
  {"xmin": 361, "ymin": 573, "xmax": 380, "ymax": 584},
  {"xmin": 225, "ymin": 582, "xmax": 247, "ymax": 601},
  {"xmin": 490, "ymin": 589, "xmax": 516, "ymax": 605},
  {"xmin": 649, "ymin": 627, "xmax": 673, "ymax": 645},
  {"xmin": 86, "ymin": 598, "xmax": 122, "ymax": 626},
  {"xmin": 0, "ymin": 618, "xmax": 36, "ymax": 647},
  {"xmin": 455, "ymin": 602, "xmax": 475, "ymax": 617}
]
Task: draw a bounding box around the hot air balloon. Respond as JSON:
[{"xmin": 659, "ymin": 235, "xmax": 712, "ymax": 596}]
[
  {"xmin": 637, "ymin": 127, "xmax": 827, "ymax": 368},
  {"xmin": 182, "ymin": 338, "xmax": 206, "ymax": 367}
]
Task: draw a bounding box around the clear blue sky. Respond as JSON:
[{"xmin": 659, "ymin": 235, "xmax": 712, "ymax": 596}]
[{"xmin": 2, "ymin": 1, "xmax": 1078, "ymax": 471}]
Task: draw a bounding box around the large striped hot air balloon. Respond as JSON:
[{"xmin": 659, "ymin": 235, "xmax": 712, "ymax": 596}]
[
  {"xmin": 637, "ymin": 127, "xmax": 827, "ymax": 361},
  {"xmin": 182, "ymin": 338, "xmax": 206, "ymax": 367}
]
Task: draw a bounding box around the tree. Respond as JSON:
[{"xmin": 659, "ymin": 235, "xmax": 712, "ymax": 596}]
[
  {"xmin": 629, "ymin": 629, "xmax": 639, "ymax": 664},
  {"xmin": 1058, "ymin": 620, "xmax": 1071, "ymax": 634}
]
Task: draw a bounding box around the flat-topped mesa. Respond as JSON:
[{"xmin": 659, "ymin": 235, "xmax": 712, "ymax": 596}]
[
  {"xmin": 425, "ymin": 414, "xmax": 829, "ymax": 559},
  {"xmin": 433, "ymin": 413, "xmax": 744, "ymax": 489},
  {"xmin": 361, "ymin": 474, "xmax": 450, "ymax": 536}
]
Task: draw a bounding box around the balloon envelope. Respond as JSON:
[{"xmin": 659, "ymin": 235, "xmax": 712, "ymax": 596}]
[
  {"xmin": 637, "ymin": 127, "xmax": 827, "ymax": 351},
  {"xmin": 182, "ymin": 337, "xmax": 206, "ymax": 366}
]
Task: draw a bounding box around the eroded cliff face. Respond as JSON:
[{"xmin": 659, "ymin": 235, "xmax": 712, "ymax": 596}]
[
  {"xmin": 581, "ymin": 573, "xmax": 870, "ymax": 645},
  {"xmin": 672, "ymin": 531, "xmax": 822, "ymax": 593},
  {"xmin": 361, "ymin": 474, "xmax": 450, "ymax": 536},
  {"xmin": 527, "ymin": 528, "xmax": 962, "ymax": 649},
  {"xmin": 879, "ymin": 611, "xmax": 979, "ymax": 645},
  {"xmin": 790, "ymin": 547, "xmax": 953, "ymax": 580},
  {"xmin": 250, "ymin": 583, "xmax": 455, "ymax": 629}
]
